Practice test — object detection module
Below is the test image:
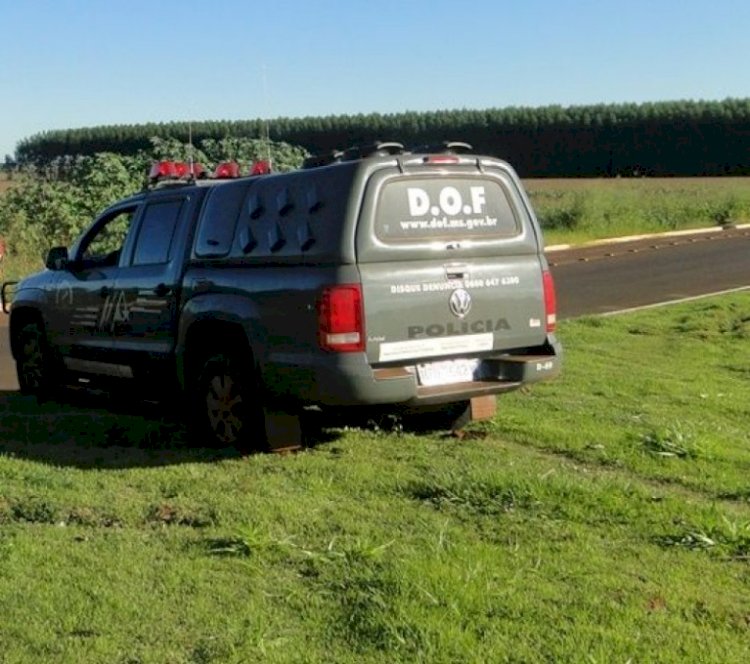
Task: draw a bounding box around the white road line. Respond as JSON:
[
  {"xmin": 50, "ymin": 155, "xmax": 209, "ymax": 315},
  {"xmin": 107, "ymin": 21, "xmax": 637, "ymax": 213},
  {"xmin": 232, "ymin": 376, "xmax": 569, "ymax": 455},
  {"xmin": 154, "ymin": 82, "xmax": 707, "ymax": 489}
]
[
  {"xmin": 598, "ymin": 285, "xmax": 750, "ymax": 317},
  {"xmin": 546, "ymin": 223, "xmax": 750, "ymax": 253}
]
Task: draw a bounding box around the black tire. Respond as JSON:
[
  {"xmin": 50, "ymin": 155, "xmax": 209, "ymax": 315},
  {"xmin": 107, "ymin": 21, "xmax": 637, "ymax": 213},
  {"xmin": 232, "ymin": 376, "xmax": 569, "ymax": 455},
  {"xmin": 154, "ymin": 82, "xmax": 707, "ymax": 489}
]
[
  {"xmin": 16, "ymin": 321, "xmax": 54, "ymax": 398},
  {"xmin": 194, "ymin": 351, "xmax": 267, "ymax": 451}
]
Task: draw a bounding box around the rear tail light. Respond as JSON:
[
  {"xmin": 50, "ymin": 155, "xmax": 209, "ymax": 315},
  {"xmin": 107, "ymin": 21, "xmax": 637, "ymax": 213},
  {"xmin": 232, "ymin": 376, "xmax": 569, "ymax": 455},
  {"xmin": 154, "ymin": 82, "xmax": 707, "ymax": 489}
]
[
  {"xmin": 317, "ymin": 285, "xmax": 365, "ymax": 352},
  {"xmin": 543, "ymin": 270, "xmax": 557, "ymax": 333},
  {"xmin": 423, "ymin": 155, "xmax": 460, "ymax": 165}
]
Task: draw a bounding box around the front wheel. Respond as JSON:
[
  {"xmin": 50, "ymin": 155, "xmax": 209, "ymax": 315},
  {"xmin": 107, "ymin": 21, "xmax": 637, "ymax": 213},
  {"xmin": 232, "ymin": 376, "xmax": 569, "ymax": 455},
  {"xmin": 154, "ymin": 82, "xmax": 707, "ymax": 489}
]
[
  {"xmin": 194, "ymin": 351, "xmax": 266, "ymax": 451},
  {"xmin": 16, "ymin": 322, "xmax": 54, "ymax": 398}
]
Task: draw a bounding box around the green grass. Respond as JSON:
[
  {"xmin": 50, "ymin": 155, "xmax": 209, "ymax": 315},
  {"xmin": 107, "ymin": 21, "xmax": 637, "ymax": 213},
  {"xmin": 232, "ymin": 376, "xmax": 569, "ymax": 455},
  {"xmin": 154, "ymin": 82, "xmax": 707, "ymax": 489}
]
[
  {"xmin": 525, "ymin": 177, "xmax": 750, "ymax": 245},
  {"xmin": 1, "ymin": 293, "xmax": 749, "ymax": 662}
]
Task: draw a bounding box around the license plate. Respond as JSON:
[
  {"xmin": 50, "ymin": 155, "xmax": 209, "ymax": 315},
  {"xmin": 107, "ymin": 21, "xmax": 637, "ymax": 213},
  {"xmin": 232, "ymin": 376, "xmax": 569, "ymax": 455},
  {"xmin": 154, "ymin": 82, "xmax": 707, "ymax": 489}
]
[{"xmin": 417, "ymin": 358, "xmax": 481, "ymax": 387}]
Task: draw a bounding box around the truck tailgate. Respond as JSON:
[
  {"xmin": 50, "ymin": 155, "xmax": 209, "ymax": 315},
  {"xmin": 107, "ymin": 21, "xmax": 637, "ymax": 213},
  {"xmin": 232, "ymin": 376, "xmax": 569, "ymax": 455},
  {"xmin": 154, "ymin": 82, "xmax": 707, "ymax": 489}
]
[{"xmin": 360, "ymin": 256, "xmax": 548, "ymax": 366}]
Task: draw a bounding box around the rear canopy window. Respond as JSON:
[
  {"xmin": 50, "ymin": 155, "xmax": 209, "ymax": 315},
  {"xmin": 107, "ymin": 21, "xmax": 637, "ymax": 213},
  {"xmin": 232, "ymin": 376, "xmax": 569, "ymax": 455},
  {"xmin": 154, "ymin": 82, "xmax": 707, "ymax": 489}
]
[
  {"xmin": 195, "ymin": 183, "xmax": 248, "ymax": 258},
  {"xmin": 375, "ymin": 178, "xmax": 520, "ymax": 242},
  {"xmin": 132, "ymin": 199, "xmax": 183, "ymax": 265}
]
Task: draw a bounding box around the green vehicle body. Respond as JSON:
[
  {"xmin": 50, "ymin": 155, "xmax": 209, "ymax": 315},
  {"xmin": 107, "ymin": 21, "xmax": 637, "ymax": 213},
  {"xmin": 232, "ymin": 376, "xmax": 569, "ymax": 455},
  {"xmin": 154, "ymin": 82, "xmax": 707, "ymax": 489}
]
[{"xmin": 4, "ymin": 143, "xmax": 561, "ymax": 446}]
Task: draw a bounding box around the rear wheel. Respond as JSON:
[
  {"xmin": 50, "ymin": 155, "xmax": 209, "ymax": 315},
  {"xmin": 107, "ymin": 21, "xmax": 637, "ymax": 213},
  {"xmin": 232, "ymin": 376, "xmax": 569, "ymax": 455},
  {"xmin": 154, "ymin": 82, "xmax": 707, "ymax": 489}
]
[
  {"xmin": 195, "ymin": 351, "xmax": 266, "ymax": 451},
  {"xmin": 16, "ymin": 322, "xmax": 54, "ymax": 397}
]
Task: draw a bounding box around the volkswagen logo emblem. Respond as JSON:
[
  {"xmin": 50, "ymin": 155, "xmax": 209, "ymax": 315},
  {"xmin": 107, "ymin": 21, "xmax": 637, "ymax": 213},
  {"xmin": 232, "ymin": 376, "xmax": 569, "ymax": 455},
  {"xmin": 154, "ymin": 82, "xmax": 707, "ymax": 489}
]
[{"xmin": 449, "ymin": 288, "xmax": 472, "ymax": 318}]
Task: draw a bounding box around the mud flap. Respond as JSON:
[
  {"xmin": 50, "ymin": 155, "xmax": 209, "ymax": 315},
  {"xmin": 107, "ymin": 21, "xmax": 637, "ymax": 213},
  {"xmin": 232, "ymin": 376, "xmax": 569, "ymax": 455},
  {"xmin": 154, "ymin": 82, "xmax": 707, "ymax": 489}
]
[
  {"xmin": 264, "ymin": 408, "xmax": 303, "ymax": 453},
  {"xmin": 450, "ymin": 395, "xmax": 497, "ymax": 431}
]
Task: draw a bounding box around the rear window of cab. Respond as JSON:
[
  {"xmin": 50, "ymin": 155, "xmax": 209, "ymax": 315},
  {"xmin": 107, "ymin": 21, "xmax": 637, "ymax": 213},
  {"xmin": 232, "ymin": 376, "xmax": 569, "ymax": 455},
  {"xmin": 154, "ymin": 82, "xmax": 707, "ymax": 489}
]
[{"xmin": 374, "ymin": 177, "xmax": 521, "ymax": 243}]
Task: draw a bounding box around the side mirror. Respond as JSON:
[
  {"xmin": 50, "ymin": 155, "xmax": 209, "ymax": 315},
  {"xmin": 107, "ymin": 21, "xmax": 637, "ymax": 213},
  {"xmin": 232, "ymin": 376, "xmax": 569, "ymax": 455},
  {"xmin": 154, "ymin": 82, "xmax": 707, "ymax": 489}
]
[{"xmin": 45, "ymin": 246, "xmax": 69, "ymax": 271}]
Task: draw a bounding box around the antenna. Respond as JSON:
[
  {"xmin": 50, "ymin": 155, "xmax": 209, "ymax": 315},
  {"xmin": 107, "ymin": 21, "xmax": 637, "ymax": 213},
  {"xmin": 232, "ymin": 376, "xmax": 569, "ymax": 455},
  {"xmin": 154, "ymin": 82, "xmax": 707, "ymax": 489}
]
[
  {"xmin": 261, "ymin": 63, "xmax": 272, "ymax": 170},
  {"xmin": 187, "ymin": 122, "xmax": 195, "ymax": 178}
]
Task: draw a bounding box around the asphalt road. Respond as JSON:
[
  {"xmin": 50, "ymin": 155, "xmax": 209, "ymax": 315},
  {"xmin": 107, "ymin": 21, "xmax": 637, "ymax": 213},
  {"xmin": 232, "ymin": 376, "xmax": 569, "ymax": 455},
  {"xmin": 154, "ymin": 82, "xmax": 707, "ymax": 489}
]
[
  {"xmin": 1, "ymin": 226, "xmax": 749, "ymax": 391},
  {"xmin": 549, "ymin": 226, "xmax": 750, "ymax": 318}
]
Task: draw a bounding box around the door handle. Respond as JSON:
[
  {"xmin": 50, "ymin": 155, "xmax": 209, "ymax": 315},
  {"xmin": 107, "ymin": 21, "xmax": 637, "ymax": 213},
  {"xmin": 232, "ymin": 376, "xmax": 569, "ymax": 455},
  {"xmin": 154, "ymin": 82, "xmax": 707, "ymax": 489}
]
[{"xmin": 153, "ymin": 283, "xmax": 171, "ymax": 297}]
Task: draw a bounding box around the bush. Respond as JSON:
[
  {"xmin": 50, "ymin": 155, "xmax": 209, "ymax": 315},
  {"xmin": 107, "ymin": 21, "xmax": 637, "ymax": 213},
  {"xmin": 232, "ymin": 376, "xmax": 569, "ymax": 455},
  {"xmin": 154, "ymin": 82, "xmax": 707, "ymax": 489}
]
[
  {"xmin": 535, "ymin": 192, "xmax": 586, "ymax": 231},
  {"xmin": 0, "ymin": 137, "xmax": 309, "ymax": 279},
  {"xmin": 0, "ymin": 153, "xmax": 144, "ymax": 267}
]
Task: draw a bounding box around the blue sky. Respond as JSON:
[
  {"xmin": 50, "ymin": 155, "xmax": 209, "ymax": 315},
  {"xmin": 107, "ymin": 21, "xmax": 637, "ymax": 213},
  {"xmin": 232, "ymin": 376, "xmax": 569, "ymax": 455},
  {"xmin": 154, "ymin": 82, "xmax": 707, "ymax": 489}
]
[{"xmin": 1, "ymin": 0, "xmax": 748, "ymax": 159}]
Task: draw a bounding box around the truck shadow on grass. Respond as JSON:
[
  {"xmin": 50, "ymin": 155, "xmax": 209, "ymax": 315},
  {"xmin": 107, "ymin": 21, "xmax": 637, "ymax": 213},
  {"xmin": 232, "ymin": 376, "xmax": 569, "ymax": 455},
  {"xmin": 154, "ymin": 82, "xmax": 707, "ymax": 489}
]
[
  {"xmin": 0, "ymin": 388, "xmax": 465, "ymax": 469},
  {"xmin": 0, "ymin": 389, "xmax": 339, "ymax": 470}
]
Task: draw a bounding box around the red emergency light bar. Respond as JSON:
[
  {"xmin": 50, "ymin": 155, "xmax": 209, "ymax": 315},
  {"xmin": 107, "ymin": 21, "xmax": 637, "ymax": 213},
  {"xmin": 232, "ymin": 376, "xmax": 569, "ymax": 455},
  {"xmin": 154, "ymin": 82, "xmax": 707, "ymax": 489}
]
[
  {"xmin": 251, "ymin": 160, "xmax": 271, "ymax": 175},
  {"xmin": 214, "ymin": 160, "xmax": 273, "ymax": 178},
  {"xmin": 149, "ymin": 160, "xmax": 272, "ymax": 184},
  {"xmin": 214, "ymin": 162, "xmax": 241, "ymax": 179},
  {"xmin": 148, "ymin": 161, "xmax": 205, "ymax": 181}
]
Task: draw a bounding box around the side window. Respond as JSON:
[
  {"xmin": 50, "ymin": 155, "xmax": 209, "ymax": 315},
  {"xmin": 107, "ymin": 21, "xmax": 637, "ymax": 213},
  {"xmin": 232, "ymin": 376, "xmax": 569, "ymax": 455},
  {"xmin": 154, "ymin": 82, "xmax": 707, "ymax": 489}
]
[
  {"xmin": 79, "ymin": 208, "xmax": 138, "ymax": 267},
  {"xmin": 132, "ymin": 199, "xmax": 183, "ymax": 265}
]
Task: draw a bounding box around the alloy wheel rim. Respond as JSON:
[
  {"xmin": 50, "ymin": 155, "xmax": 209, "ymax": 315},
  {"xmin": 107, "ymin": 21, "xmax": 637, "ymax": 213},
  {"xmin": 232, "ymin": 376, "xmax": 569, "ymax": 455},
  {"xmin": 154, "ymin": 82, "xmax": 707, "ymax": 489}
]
[
  {"xmin": 21, "ymin": 333, "xmax": 44, "ymax": 390},
  {"xmin": 205, "ymin": 372, "xmax": 244, "ymax": 444}
]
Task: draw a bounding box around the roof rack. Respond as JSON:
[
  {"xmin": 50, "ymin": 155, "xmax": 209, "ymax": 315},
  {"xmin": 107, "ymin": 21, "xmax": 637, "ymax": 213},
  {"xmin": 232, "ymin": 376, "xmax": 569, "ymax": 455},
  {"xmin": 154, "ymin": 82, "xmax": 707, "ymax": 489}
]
[
  {"xmin": 302, "ymin": 150, "xmax": 344, "ymax": 169},
  {"xmin": 301, "ymin": 140, "xmax": 475, "ymax": 170},
  {"xmin": 302, "ymin": 141, "xmax": 406, "ymax": 169},
  {"xmin": 342, "ymin": 141, "xmax": 405, "ymax": 161},
  {"xmin": 412, "ymin": 141, "xmax": 473, "ymax": 154}
]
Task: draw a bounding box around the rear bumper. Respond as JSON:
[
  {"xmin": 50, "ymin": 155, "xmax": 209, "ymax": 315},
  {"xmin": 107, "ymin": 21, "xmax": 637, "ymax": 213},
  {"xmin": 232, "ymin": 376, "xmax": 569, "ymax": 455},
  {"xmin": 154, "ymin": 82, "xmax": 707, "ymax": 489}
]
[
  {"xmin": 404, "ymin": 346, "xmax": 561, "ymax": 405},
  {"xmin": 264, "ymin": 337, "xmax": 562, "ymax": 407}
]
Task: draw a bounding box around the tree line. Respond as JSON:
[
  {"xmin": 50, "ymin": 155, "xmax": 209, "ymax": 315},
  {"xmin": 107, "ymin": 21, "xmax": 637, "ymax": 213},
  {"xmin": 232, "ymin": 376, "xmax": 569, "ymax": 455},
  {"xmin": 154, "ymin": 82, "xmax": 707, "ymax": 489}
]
[{"xmin": 13, "ymin": 98, "xmax": 750, "ymax": 177}]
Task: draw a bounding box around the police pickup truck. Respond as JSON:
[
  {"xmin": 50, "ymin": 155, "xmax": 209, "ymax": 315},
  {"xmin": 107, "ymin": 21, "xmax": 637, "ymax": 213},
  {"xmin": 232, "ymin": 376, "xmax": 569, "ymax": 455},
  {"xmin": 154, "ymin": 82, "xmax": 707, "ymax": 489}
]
[{"xmin": 3, "ymin": 141, "xmax": 561, "ymax": 450}]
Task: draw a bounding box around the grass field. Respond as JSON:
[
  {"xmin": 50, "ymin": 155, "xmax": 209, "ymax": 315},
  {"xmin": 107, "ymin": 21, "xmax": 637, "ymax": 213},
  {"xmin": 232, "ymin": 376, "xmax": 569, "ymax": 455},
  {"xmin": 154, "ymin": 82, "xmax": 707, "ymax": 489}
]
[
  {"xmin": 1, "ymin": 293, "xmax": 749, "ymax": 662},
  {"xmin": 524, "ymin": 177, "xmax": 750, "ymax": 246}
]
